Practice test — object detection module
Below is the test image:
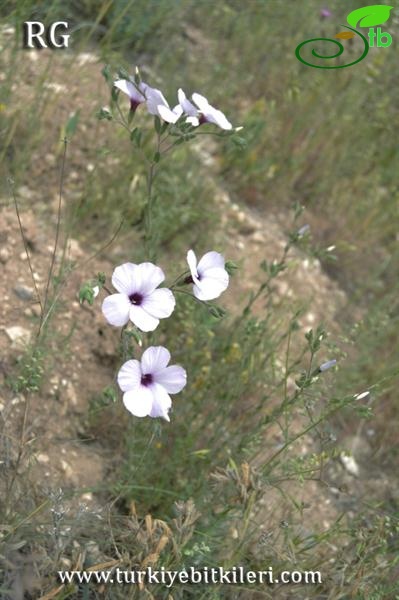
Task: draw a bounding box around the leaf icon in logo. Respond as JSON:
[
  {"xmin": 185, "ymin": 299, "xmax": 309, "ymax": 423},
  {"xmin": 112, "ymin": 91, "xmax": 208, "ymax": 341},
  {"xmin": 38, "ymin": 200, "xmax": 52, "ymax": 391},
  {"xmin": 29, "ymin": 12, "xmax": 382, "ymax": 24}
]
[
  {"xmin": 347, "ymin": 5, "xmax": 393, "ymax": 28},
  {"xmin": 335, "ymin": 31, "xmax": 356, "ymax": 39}
]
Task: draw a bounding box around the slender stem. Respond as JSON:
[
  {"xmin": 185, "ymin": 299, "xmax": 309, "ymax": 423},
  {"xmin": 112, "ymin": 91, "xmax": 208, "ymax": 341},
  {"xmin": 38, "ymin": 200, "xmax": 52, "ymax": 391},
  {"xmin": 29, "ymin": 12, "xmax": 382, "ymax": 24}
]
[
  {"xmin": 5, "ymin": 396, "xmax": 29, "ymax": 514},
  {"xmin": 40, "ymin": 137, "xmax": 68, "ymax": 336},
  {"xmin": 144, "ymin": 131, "xmax": 161, "ymax": 260},
  {"xmin": 80, "ymin": 218, "xmax": 124, "ymax": 267},
  {"xmin": 261, "ymin": 399, "xmax": 348, "ymax": 474},
  {"xmin": 283, "ymin": 327, "xmax": 292, "ymax": 441},
  {"xmin": 8, "ymin": 178, "xmax": 43, "ymax": 319},
  {"xmin": 169, "ymin": 270, "xmax": 190, "ymax": 289}
]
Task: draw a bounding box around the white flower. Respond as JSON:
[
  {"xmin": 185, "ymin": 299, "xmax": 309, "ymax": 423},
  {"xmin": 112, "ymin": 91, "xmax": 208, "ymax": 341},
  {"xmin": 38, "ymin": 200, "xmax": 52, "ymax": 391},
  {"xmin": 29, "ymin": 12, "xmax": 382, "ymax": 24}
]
[
  {"xmin": 142, "ymin": 83, "xmax": 169, "ymax": 117},
  {"xmin": 114, "ymin": 79, "xmax": 146, "ymax": 111},
  {"xmin": 114, "ymin": 79, "xmax": 179, "ymax": 121},
  {"xmin": 117, "ymin": 346, "xmax": 186, "ymax": 421},
  {"xmin": 176, "ymin": 88, "xmax": 200, "ymax": 125},
  {"xmin": 175, "ymin": 89, "xmax": 233, "ymax": 130},
  {"xmin": 319, "ymin": 359, "xmax": 337, "ymax": 372},
  {"xmin": 354, "ymin": 390, "xmax": 370, "ymax": 401},
  {"xmin": 191, "ymin": 92, "xmax": 233, "ymax": 130},
  {"xmin": 157, "ymin": 102, "xmax": 183, "ymax": 124},
  {"xmin": 102, "ymin": 262, "xmax": 175, "ymax": 332},
  {"xmin": 297, "ymin": 224, "xmax": 310, "ymax": 237},
  {"xmin": 142, "ymin": 83, "xmax": 184, "ymax": 122},
  {"xmin": 156, "ymin": 88, "xmax": 187, "ymax": 124},
  {"xmin": 186, "ymin": 250, "xmax": 229, "ymax": 301}
]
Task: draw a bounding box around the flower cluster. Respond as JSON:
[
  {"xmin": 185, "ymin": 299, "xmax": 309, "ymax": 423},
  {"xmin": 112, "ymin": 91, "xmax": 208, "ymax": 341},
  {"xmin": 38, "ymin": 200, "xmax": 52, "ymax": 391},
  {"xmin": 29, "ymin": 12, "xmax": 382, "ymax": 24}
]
[
  {"xmin": 115, "ymin": 75, "xmax": 234, "ymax": 130},
  {"xmin": 101, "ymin": 250, "xmax": 230, "ymax": 421}
]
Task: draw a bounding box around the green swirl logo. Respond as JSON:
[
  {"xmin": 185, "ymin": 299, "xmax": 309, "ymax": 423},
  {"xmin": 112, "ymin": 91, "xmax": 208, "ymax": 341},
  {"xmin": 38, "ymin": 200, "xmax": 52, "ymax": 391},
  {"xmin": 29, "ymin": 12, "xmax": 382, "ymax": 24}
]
[
  {"xmin": 295, "ymin": 26, "xmax": 369, "ymax": 69},
  {"xmin": 295, "ymin": 5, "xmax": 393, "ymax": 69}
]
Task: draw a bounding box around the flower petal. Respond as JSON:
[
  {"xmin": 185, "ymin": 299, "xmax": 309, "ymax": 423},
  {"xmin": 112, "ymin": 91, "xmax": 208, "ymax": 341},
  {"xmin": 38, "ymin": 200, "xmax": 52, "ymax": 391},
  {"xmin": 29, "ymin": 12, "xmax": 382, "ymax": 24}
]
[
  {"xmin": 102, "ymin": 293, "xmax": 131, "ymax": 326},
  {"xmin": 192, "ymin": 93, "xmax": 232, "ymax": 130},
  {"xmin": 111, "ymin": 263, "xmax": 138, "ymax": 295},
  {"xmin": 187, "ymin": 249, "xmax": 199, "ymax": 280},
  {"xmin": 157, "ymin": 103, "xmax": 183, "ymax": 124},
  {"xmin": 186, "ymin": 116, "xmax": 200, "ymax": 127},
  {"xmin": 178, "ymin": 89, "xmax": 198, "ymax": 116},
  {"xmin": 204, "ymin": 106, "xmax": 232, "ymax": 130},
  {"xmin": 193, "ymin": 269, "xmax": 229, "ymax": 301},
  {"xmin": 141, "ymin": 346, "xmax": 171, "ymax": 374},
  {"xmin": 114, "ymin": 80, "xmax": 137, "ymax": 100},
  {"xmin": 197, "ymin": 251, "xmax": 225, "ymax": 274},
  {"xmin": 143, "ymin": 84, "xmax": 169, "ymax": 116},
  {"xmin": 153, "ymin": 365, "xmax": 187, "ymax": 394},
  {"xmin": 123, "ymin": 386, "xmax": 153, "ymax": 417},
  {"xmin": 141, "ymin": 288, "xmax": 175, "ymax": 319},
  {"xmin": 129, "ymin": 305, "xmax": 159, "ymax": 332},
  {"xmin": 134, "ymin": 262, "xmax": 165, "ymax": 295},
  {"xmin": 192, "ymin": 92, "xmax": 210, "ymax": 111},
  {"xmin": 148, "ymin": 383, "xmax": 172, "ymax": 421},
  {"xmin": 117, "ymin": 359, "xmax": 142, "ymax": 392}
]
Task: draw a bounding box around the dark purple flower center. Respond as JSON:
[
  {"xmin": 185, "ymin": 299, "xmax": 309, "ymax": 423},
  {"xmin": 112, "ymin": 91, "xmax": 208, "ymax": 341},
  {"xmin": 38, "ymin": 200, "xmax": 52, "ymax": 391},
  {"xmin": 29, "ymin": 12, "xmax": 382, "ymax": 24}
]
[
  {"xmin": 184, "ymin": 272, "xmax": 202, "ymax": 285},
  {"xmin": 130, "ymin": 98, "xmax": 141, "ymax": 112},
  {"xmin": 129, "ymin": 292, "xmax": 143, "ymax": 305},
  {"xmin": 141, "ymin": 373, "xmax": 153, "ymax": 387},
  {"xmin": 198, "ymin": 114, "xmax": 208, "ymax": 125}
]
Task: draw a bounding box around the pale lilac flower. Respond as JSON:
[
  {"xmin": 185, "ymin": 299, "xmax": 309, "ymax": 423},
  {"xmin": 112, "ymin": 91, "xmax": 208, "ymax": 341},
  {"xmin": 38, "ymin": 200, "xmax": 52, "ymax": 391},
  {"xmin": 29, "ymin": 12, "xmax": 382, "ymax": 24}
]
[
  {"xmin": 143, "ymin": 83, "xmax": 184, "ymax": 122},
  {"xmin": 177, "ymin": 88, "xmax": 201, "ymax": 126},
  {"xmin": 157, "ymin": 102, "xmax": 183, "ymax": 124},
  {"xmin": 354, "ymin": 391, "xmax": 370, "ymax": 401},
  {"xmin": 319, "ymin": 359, "xmax": 337, "ymax": 372},
  {"xmin": 102, "ymin": 262, "xmax": 175, "ymax": 332},
  {"xmin": 320, "ymin": 8, "xmax": 332, "ymax": 19},
  {"xmin": 117, "ymin": 346, "xmax": 186, "ymax": 421},
  {"xmin": 114, "ymin": 79, "xmax": 146, "ymax": 111},
  {"xmin": 114, "ymin": 78, "xmax": 176, "ymax": 120},
  {"xmin": 191, "ymin": 93, "xmax": 233, "ymax": 130},
  {"xmin": 143, "ymin": 84, "xmax": 171, "ymax": 118},
  {"xmin": 187, "ymin": 250, "xmax": 229, "ymax": 301},
  {"xmin": 297, "ymin": 224, "xmax": 310, "ymax": 237}
]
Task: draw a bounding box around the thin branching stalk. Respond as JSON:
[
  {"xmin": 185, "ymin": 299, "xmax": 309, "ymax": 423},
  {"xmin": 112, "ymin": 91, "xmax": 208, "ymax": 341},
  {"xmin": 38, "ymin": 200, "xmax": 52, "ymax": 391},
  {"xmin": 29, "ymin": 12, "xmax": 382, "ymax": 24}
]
[
  {"xmin": 8, "ymin": 177, "xmax": 44, "ymax": 320},
  {"xmin": 40, "ymin": 136, "xmax": 68, "ymax": 336},
  {"xmin": 5, "ymin": 396, "xmax": 29, "ymax": 514}
]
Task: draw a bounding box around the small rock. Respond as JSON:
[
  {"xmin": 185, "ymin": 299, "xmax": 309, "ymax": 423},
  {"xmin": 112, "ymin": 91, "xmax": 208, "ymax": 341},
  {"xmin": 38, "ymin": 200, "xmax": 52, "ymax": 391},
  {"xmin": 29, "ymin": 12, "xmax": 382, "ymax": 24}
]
[
  {"xmin": 5, "ymin": 325, "xmax": 31, "ymax": 348},
  {"xmin": 66, "ymin": 382, "xmax": 78, "ymax": 406},
  {"xmin": 252, "ymin": 231, "xmax": 266, "ymax": 243},
  {"xmin": 60, "ymin": 460, "xmax": 74, "ymax": 478},
  {"xmin": 0, "ymin": 248, "xmax": 10, "ymax": 263},
  {"xmin": 11, "ymin": 395, "xmax": 25, "ymax": 406},
  {"xmin": 340, "ymin": 453, "xmax": 360, "ymax": 477},
  {"xmin": 86, "ymin": 540, "xmax": 101, "ymax": 562},
  {"xmin": 45, "ymin": 153, "xmax": 56, "ymax": 166},
  {"xmin": 80, "ymin": 492, "xmax": 93, "ymax": 502},
  {"xmin": 31, "ymin": 305, "xmax": 41, "ymax": 317},
  {"xmin": 60, "ymin": 557, "xmax": 72, "ymax": 569},
  {"xmin": 68, "ymin": 239, "xmax": 84, "ymax": 259},
  {"xmin": 37, "ymin": 453, "xmax": 50, "ymax": 464},
  {"xmin": 17, "ymin": 186, "xmax": 33, "ymax": 200},
  {"xmin": 14, "ymin": 284, "xmax": 35, "ymax": 301}
]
